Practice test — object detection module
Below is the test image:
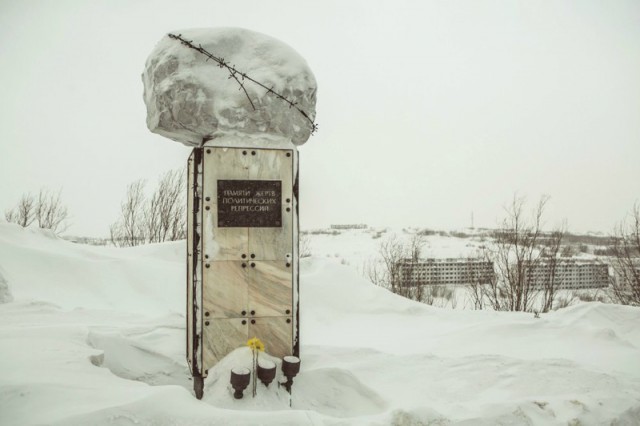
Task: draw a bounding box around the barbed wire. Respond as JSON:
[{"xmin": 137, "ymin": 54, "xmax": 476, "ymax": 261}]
[{"xmin": 168, "ymin": 33, "xmax": 318, "ymax": 135}]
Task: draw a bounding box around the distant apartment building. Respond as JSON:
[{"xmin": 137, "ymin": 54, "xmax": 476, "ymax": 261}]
[
  {"xmin": 398, "ymin": 257, "xmax": 610, "ymax": 290},
  {"xmin": 525, "ymin": 259, "xmax": 610, "ymax": 290},
  {"xmin": 398, "ymin": 258, "xmax": 494, "ymax": 286},
  {"xmin": 330, "ymin": 224, "xmax": 368, "ymax": 230}
]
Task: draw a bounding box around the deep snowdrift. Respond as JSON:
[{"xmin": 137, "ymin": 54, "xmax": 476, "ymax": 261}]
[{"xmin": 0, "ymin": 223, "xmax": 639, "ymax": 425}]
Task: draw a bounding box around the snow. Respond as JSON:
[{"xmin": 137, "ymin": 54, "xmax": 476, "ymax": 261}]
[
  {"xmin": 142, "ymin": 28, "xmax": 317, "ymax": 147},
  {"xmin": 1, "ymin": 223, "xmax": 639, "ymax": 425}
]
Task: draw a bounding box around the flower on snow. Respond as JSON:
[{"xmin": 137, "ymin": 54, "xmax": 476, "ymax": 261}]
[{"xmin": 247, "ymin": 337, "xmax": 265, "ymax": 352}]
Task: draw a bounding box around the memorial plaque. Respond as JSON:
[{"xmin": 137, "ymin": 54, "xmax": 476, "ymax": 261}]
[{"xmin": 217, "ymin": 180, "xmax": 282, "ymax": 227}]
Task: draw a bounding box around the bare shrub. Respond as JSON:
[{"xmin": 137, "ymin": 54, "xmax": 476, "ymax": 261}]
[
  {"xmin": 573, "ymin": 290, "xmax": 608, "ymax": 304},
  {"xmin": 110, "ymin": 180, "xmax": 146, "ymax": 247},
  {"xmin": 110, "ymin": 169, "xmax": 186, "ymax": 247},
  {"xmin": 467, "ymin": 195, "xmax": 565, "ymax": 313},
  {"xmin": 5, "ymin": 194, "xmax": 36, "ymax": 227},
  {"xmin": 35, "ymin": 189, "xmax": 69, "ymax": 233},
  {"xmin": 610, "ymin": 204, "xmax": 640, "ymax": 306},
  {"xmin": 145, "ymin": 169, "xmax": 186, "ymax": 244},
  {"xmin": 553, "ymin": 293, "xmax": 576, "ymax": 310},
  {"xmin": 5, "ymin": 188, "xmax": 69, "ymax": 233},
  {"xmin": 424, "ymin": 285, "xmax": 457, "ymax": 308},
  {"xmin": 365, "ymin": 234, "xmax": 426, "ymax": 303}
]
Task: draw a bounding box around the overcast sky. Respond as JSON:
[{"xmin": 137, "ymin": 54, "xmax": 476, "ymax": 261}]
[{"xmin": 1, "ymin": 0, "xmax": 638, "ymax": 237}]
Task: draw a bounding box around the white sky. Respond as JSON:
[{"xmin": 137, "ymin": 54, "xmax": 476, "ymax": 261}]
[{"xmin": 1, "ymin": 0, "xmax": 639, "ymax": 237}]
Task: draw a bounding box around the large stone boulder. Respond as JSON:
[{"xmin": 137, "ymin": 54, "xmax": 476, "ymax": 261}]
[{"xmin": 142, "ymin": 27, "xmax": 317, "ymax": 147}]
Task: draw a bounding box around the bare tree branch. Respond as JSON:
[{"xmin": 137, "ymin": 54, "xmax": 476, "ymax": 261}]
[{"xmin": 610, "ymin": 203, "xmax": 640, "ymax": 306}]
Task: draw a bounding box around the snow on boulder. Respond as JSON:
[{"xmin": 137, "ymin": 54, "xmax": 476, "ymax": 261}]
[{"xmin": 142, "ymin": 27, "xmax": 317, "ymax": 147}]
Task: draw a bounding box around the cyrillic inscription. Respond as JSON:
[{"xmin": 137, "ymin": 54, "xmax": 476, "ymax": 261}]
[{"xmin": 217, "ymin": 180, "xmax": 282, "ymax": 227}]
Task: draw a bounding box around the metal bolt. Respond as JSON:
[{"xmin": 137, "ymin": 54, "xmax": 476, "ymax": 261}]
[
  {"xmin": 241, "ymin": 254, "xmax": 246, "ymax": 259},
  {"xmin": 250, "ymin": 310, "xmax": 255, "ymax": 315},
  {"xmin": 286, "ymin": 152, "xmax": 291, "ymax": 157},
  {"xmin": 250, "ymin": 254, "xmax": 255, "ymax": 259},
  {"xmin": 206, "ymin": 149, "xmax": 211, "ymax": 154},
  {"xmin": 242, "ymin": 320, "xmax": 247, "ymax": 325},
  {"xmin": 286, "ymin": 207, "xmax": 291, "ymax": 212},
  {"xmin": 205, "ymin": 263, "xmax": 210, "ymax": 268},
  {"xmin": 251, "ymin": 262, "xmax": 255, "ymax": 268},
  {"xmin": 286, "ymin": 309, "xmax": 290, "ymax": 314},
  {"xmin": 242, "ymin": 150, "xmax": 247, "ymax": 155},
  {"xmin": 286, "ymin": 319, "xmax": 291, "ymax": 324},
  {"xmin": 205, "ymin": 254, "xmax": 209, "ymax": 259},
  {"xmin": 286, "ymin": 198, "xmax": 291, "ymax": 203},
  {"xmin": 205, "ymin": 312, "xmax": 210, "ymax": 317},
  {"xmin": 241, "ymin": 310, "xmax": 247, "ymax": 316},
  {"xmin": 205, "ymin": 206, "xmax": 210, "ymax": 211},
  {"xmin": 205, "ymin": 197, "xmax": 210, "ymax": 201},
  {"xmin": 251, "ymin": 319, "xmax": 256, "ymax": 324},
  {"xmin": 205, "ymin": 321, "xmax": 210, "ymax": 326},
  {"xmin": 242, "ymin": 263, "xmax": 247, "ymax": 268},
  {"xmin": 251, "ymin": 151, "xmax": 256, "ymax": 155},
  {"xmin": 286, "ymin": 263, "xmax": 291, "ymax": 268}
]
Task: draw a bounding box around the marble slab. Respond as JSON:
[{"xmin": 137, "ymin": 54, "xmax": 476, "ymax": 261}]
[
  {"xmin": 203, "ymin": 318, "xmax": 248, "ymax": 372},
  {"xmin": 248, "ymin": 316, "xmax": 293, "ymax": 359},
  {"xmin": 203, "ymin": 261, "xmax": 249, "ymax": 318},
  {"xmin": 248, "ymin": 261, "xmax": 293, "ymax": 317}
]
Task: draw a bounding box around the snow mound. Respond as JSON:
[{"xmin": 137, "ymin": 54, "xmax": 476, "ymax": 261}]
[
  {"xmin": 87, "ymin": 322, "xmax": 189, "ymax": 387},
  {"xmin": 201, "ymin": 347, "xmax": 386, "ymax": 418},
  {"xmin": 1, "ymin": 226, "xmax": 640, "ymax": 424},
  {"xmin": 142, "ymin": 27, "xmax": 317, "ymax": 147},
  {"xmin": 301, "ymin": 257, "xmax": 433, "ymax": 316},
  {"xmin": 0, "ymin": 223, "xmax": 183, "ymax": 314}
]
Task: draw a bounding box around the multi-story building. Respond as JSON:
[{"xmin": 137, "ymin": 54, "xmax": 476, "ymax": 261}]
[
  {"xmin": 398, "ymin": 258, "xmax": 494, "ymax": 286},
  {"xmin": 330, "ymin": 224, "xmax": 368, "ymax": 230},
  {"xmin": 525, "ymin": 259, "xmax": 609, "ymax": 290},
  {"xmin": 398, "ymin": 257, "xmax": 610, "ymax": 290}
]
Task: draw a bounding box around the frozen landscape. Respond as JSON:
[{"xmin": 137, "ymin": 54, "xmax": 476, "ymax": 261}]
[{"xmin": 1, "ymin": 223, "xmax": 639, "ymax": 425}]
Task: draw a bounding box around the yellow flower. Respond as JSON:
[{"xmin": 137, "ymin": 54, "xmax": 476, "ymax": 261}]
[{"xmin": 247, "ymin": 337, "xmax": 265, "ymax": 352}]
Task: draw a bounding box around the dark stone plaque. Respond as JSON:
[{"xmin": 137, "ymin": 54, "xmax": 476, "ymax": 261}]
[{"xmin": 217, "ymin": 180, "xmax": 282, "ymax": 228}]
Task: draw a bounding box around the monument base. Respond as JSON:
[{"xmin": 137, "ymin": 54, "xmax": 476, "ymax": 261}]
[{"xmin": 186, "ymin": 143, "xmax": 300, "ymax": 397}]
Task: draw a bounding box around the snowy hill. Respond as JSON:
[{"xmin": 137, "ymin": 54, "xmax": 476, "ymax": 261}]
[{"xmin": 1, "ymin": 223, "xmax": 639, "ymax": 425}]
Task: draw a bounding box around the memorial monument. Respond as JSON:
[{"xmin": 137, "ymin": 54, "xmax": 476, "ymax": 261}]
[{"xmin": 142, "ymin": 28, "xmax": 317, "ymax": 399}]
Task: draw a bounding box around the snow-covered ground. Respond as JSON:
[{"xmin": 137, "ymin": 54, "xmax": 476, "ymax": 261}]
[{"xmin": 1, "ymin": 223, "xmax": 639, "ymax": 425}]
